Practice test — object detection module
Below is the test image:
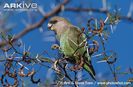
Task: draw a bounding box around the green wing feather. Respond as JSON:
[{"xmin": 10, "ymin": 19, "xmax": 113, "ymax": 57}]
[{"xmin": 60, "ymin": 25, "xmax": 96, "ymax": 80}]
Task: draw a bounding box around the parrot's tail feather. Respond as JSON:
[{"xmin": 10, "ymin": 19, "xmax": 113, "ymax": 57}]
[{"xmin": 83, "ymin": 61, "xmax": 96, "ymax": 80}]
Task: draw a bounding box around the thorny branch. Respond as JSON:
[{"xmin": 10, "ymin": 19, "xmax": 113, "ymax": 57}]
[{"xmin": 0, "ymin": 0, "xmax": 133, "ymax": 86}]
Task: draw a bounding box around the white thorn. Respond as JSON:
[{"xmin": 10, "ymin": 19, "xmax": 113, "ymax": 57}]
[
  {"xmin": 36, "ymin": 54, "xmax": 41, "ymax": 62},
  {"xmin": 104, "ymin": 16, "xmax": 109, "ymax": 23},
  {"xmin": 18, "ymin": 62, "xmax": 29, "ymax": 70},
  {"xmin": 97, "ymin": 60, "xmax": 107, "ymax": 63},
  {"xmin": 11, "ymin": 52, "xmax": 16, "ymax": 56},
  {"xmin": 92, "ymin": 53, "xmax": 103, "ymax": 58}
]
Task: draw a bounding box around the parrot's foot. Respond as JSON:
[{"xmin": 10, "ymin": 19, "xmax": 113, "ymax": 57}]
[
  {"xmin": 51, "ymin": 44, "xmax": 60, "ymax": 50},
  {"xmin": 71, "ymin": 56, "xmax": 84, "ymax": 71}
]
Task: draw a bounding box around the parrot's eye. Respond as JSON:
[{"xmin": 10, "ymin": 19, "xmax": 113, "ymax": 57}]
[
  {"xmin": 50, "ymin": 20, "xmax": 58, "ymax": 24},
  {"xmin": 48, "ymin": 20, "xmax": 58, "ymax": 29}
]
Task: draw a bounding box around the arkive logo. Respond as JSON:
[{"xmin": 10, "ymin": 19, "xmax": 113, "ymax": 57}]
[{"xmin": 3, "ymin": 1, "xmax": 38, "ymax": 10}]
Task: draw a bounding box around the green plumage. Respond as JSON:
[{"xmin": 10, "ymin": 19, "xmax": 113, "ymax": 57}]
[
  {"xmin": 48, "ymin": 16, "xmax": 96, "ymax": 80},
  {"xmin": 59, "ymin": 26, "xmax": 95, "ymax": 80}
]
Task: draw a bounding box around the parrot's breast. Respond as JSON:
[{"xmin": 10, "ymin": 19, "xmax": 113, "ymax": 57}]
[
  {"xmin": 60, "ymin": 34, "xmax": 75, "ymax": 56},
  {"xmin": 59, "ymin": 27, "xmax": 89, "ymax": 60}
]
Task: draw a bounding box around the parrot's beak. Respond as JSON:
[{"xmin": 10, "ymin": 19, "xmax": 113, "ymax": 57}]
[{"xmin": 47, "ymin": 23, "xmax": 53, "ymax": 30}]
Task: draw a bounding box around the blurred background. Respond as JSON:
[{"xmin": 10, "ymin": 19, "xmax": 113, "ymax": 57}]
[{"xmin": 0, "ymin": 0, "xmax": 133, "ymax": 87}]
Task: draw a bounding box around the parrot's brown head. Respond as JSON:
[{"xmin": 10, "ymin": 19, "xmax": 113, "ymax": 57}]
[{"xmin": 48, "ymin": 16, "xmax": 71, "ymax": 31}]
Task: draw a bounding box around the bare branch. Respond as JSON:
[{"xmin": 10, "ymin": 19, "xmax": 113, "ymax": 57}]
[
  {"xmin": 0, "ymin": 0, "xmax": 69, "ymax": 47},
  {"xmin": 65, "ymin": 7, "xmax": 133, "ymax": 22}
]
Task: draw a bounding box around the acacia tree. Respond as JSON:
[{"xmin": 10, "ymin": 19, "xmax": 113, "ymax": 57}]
[{"xmin": 0, "ymin": 0, "xmax": 133, "ymax": 87}]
